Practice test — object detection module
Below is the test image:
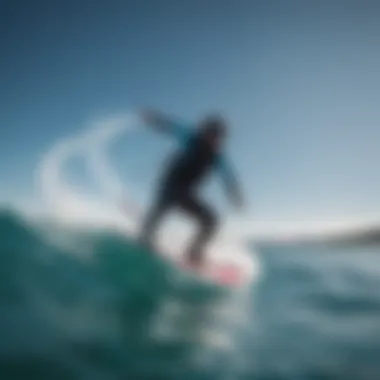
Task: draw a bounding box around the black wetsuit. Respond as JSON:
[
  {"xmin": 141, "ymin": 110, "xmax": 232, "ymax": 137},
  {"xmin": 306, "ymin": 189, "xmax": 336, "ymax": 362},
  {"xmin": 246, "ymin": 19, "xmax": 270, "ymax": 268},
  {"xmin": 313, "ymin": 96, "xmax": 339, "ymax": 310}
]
[{"xmin": 140, "ymin": 121, "xmax": 234, "ymax": 263}]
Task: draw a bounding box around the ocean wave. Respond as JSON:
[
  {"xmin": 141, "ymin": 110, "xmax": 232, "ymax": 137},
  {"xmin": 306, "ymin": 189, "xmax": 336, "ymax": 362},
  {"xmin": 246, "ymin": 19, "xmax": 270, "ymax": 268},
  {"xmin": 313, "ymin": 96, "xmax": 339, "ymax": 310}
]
[{"xmin": 3, "ymin": 210, "xmax": 380, "ymax": 379}]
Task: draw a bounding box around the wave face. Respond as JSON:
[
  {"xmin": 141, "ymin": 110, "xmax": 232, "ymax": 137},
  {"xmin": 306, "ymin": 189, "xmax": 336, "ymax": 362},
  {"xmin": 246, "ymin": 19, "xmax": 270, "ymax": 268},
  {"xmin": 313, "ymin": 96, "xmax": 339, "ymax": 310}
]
[{"xmin": 1, "ymin": 210, "xmax": 380, "ymax": 380}]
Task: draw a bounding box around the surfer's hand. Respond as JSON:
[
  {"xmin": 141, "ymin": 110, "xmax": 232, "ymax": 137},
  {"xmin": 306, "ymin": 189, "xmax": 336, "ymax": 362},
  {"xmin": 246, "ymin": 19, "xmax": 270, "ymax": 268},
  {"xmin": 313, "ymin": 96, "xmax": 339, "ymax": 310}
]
[{"xmin": 140, "ymin": 109, "xmax": 164, "ymax": 126}]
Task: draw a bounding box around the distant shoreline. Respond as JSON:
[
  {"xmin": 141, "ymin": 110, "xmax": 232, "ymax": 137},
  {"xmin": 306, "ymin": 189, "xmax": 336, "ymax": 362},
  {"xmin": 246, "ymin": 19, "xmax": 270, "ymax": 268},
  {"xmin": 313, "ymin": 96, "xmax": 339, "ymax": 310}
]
[
  {"xmin": 322, "ymin": 229, "xmax": 380, "ymax": 245},
  {"xmin": 256, "ymin": 228, "xmax": 380, "ymax": 246}
]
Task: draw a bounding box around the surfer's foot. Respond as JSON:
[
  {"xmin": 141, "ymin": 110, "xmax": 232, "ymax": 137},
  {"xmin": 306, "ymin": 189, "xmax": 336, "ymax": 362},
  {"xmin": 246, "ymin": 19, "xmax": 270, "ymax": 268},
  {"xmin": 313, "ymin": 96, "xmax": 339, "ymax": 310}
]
[{"xmin": 184, "ymin": 254, "xmax": 204, "ymax": 271}]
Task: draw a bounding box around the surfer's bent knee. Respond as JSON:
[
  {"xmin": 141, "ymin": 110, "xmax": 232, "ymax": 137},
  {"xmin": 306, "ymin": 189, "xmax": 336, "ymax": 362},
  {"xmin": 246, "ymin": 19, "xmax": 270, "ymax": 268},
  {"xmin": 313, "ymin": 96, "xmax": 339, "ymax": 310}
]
[{"xmin": 200, "ymin": 207, "xmax": 218, "ymax": 234}]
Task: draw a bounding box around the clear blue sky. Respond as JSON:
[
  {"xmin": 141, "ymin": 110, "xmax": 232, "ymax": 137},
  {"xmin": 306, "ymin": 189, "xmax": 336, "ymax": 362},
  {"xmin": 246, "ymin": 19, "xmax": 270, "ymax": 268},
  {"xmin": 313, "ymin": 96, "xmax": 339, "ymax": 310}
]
[{"xmin": 1, "ymin": 0, "xmax": 380, "ymax": 222}]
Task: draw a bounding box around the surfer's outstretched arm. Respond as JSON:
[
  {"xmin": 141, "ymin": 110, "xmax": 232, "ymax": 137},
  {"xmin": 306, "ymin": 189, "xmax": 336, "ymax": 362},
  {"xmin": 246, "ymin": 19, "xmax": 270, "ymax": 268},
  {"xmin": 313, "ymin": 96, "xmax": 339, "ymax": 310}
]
[
  {"xmin": 218, "ymin": 157, "xmax": 244, "ymax": 210},
  {"xmin": 140, "ymin": 109, "xmax": 190, "ymax": 144}
]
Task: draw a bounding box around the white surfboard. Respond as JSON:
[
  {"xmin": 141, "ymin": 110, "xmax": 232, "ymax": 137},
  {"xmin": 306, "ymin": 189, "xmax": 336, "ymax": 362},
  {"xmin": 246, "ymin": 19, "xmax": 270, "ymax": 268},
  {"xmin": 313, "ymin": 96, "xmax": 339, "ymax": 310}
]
[{"xmin": 121, "ymin": 201, "xmax": 255, "ymax": 287}]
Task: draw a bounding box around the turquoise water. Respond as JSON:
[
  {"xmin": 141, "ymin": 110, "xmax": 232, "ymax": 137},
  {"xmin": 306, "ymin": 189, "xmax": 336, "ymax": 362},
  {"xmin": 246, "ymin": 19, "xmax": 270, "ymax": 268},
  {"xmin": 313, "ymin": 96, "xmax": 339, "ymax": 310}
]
[{"xmin": 0, "ymin": 210, "xmax": 379, "ymax": 379}]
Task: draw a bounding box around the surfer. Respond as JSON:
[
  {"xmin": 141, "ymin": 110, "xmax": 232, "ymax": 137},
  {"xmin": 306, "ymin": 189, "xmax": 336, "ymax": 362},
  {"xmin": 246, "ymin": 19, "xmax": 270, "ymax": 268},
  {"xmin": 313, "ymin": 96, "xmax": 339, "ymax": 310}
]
[{"xmin": 139, "ymin": 109, "xmax": 243, "ymax": 268}]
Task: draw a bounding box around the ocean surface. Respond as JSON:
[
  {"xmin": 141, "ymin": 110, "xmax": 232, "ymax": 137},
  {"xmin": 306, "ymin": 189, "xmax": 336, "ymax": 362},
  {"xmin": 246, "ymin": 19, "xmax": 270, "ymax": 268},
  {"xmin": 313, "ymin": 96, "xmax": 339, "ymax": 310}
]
[{"xmin": 0, "ymin": 209, "xmax": 379, "ymax": 380}]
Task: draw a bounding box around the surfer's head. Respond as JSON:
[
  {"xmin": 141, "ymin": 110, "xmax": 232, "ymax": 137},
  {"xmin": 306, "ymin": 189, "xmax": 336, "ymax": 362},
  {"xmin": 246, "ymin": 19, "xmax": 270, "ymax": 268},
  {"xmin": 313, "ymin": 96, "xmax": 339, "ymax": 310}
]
[{"xmin": 198, "ymin": 114, "xmax": 227, "ymax": 148}]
